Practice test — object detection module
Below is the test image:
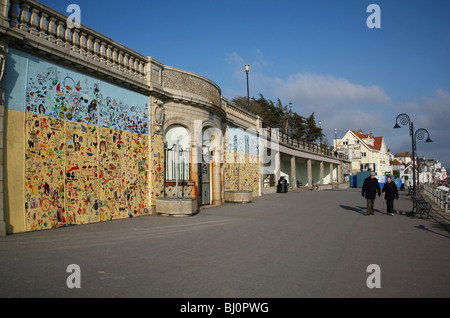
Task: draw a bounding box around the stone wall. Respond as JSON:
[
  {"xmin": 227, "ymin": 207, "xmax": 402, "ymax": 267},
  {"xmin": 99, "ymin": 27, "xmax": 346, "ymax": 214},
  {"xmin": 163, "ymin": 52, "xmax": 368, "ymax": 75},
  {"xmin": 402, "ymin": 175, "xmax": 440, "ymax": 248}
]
[{"xmin": 162, "ymin": 67, "xmax": 221, "ymax": 107}]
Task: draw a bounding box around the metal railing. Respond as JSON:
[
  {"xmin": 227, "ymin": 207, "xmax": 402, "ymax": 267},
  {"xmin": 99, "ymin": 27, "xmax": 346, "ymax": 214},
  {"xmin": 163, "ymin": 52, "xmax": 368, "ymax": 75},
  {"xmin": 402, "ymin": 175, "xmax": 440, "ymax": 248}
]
[
  {"xmin": 261, "ymin": 122, "xmax": 348, "ymax": 160},
  {"xmin": 423, "ymin": 184, "xmax": 449, "ymax": 213}
]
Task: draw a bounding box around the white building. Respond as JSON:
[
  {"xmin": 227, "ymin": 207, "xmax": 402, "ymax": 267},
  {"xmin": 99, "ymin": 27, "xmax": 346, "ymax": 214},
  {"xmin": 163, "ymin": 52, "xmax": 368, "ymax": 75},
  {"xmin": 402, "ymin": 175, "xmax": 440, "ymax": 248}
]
[{"xmin": 335, "ymin": 129, "xmax": 390, "ymax": 176}]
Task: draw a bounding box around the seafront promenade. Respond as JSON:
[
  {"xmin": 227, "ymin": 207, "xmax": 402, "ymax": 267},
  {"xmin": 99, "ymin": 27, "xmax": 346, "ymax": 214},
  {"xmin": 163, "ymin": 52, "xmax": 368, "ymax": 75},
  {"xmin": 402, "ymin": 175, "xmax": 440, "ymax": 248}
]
[{"xmin": 1, "ymin": 188, "xmax": 449, "ymax": 299}]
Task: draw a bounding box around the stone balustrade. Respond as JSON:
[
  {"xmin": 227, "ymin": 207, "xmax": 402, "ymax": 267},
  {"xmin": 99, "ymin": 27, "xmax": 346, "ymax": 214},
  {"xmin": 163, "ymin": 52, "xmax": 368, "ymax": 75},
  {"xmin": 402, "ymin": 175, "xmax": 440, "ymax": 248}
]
[{"xmin": 5, "ymin": 0, "xmax": 149, "ymax": 85}]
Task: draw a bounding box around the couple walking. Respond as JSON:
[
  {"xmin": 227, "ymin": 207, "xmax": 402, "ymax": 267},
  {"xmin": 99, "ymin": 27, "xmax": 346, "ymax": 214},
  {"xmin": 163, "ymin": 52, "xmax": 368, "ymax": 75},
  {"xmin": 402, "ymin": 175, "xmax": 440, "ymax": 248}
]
[{"xmin": 362, "ymin": 172, "xmax": 399, "ymax": 216}]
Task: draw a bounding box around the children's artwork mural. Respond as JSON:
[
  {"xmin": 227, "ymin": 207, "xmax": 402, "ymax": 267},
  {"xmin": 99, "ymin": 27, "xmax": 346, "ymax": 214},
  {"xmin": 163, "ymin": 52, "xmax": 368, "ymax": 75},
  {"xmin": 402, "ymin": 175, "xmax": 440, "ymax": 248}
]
[
  {"xmin": 224, "ymin": 126, "xmax": 260, "ymax": 195},
  {"xmin": 20, "ymin": 53, "xmax": 152, "ymax": 232},
  {"xmin": 25, "ymin": 114, "xmax": 67, "ymax": 231},
  {"xmin": 66, "ymin": 121, "xmax": 100, "ymax": 225},
  {"xmin": 150, "ymin": 135, "xmax": 165, "ymax": 206},
  {"xmin": 26, "ymin": 63, "xmax": 149, "ymax": 134},
  {"xmin": 98, "ymin": 127, "xmax": 128, "ymax": 221}
]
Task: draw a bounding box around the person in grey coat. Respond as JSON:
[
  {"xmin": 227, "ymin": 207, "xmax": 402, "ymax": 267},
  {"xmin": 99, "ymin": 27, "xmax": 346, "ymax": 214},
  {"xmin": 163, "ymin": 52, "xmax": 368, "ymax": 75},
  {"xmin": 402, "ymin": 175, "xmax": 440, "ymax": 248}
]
[{"xmin": 362, "ymin": 172, "xmax": 381, "ymax": 215}]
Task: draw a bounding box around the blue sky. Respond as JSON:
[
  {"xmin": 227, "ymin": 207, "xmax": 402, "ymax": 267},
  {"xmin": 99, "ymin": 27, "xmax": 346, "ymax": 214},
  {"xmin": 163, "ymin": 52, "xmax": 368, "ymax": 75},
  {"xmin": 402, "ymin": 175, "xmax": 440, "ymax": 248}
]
[{"xmin": 40, "ymin": 0, "xmax": 450, "ymax": 169}]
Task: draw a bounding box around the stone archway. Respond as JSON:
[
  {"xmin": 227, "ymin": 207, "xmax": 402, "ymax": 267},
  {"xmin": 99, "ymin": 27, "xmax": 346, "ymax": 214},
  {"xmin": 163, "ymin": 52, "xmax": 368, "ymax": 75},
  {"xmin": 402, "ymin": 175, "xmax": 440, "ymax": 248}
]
[{"xmin": 198, "ymin": 122, "xmax": 223, "ymax": 206}]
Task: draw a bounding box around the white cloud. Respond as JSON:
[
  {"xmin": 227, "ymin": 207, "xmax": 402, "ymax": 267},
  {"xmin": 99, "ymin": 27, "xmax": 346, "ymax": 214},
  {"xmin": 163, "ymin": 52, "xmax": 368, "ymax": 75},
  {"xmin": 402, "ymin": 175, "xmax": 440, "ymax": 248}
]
[{"xmin": 273, "ymin": 73, "xmax": 392, "ymax": 106}]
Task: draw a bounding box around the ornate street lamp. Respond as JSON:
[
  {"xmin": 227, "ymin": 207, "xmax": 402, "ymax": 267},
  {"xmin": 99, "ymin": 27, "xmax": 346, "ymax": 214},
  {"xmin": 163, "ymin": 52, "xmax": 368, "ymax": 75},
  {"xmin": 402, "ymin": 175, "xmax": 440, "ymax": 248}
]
[{"xmin": 394, "ymin": 113, "xmax": 433, "ymax": 199}]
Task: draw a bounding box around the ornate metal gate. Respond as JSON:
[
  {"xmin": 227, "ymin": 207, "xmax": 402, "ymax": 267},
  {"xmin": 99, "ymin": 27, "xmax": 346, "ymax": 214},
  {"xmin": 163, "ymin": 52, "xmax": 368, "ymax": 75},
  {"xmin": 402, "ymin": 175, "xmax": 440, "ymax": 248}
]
[{"xmin": 198, "ymin": 147, "xmax": 211, "ymax": 206}]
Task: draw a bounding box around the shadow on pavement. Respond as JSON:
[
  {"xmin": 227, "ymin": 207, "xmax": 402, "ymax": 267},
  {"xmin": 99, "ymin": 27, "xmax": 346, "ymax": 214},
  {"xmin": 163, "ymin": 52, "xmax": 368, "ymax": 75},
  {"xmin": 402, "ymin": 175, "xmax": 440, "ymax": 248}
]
[
  {"xmin": 339, "ymin": 205, "xmax": 387, "ymax": 216},
  {"xmin": 416, "ymin": 224, "xmax": 450, "ymax": 239}
]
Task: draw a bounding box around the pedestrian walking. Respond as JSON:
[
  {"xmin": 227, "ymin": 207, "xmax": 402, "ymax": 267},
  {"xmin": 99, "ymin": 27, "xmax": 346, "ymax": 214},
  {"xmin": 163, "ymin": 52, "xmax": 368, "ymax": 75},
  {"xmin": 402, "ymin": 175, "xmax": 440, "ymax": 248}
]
[
  {"xmin": 382, "ymin": 176, "xmax": 399, "ymax": 216},
  {"xmin": 361, "ymin": 172, "xmax": 381, "ymax": 215}
]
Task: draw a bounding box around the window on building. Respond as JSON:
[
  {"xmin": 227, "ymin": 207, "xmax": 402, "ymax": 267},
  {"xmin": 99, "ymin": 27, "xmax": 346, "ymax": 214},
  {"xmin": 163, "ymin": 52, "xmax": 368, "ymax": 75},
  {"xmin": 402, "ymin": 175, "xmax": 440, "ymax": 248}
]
[{"xmin": 165, "ymin": 125, "xmax": 191, "ymax": 181}]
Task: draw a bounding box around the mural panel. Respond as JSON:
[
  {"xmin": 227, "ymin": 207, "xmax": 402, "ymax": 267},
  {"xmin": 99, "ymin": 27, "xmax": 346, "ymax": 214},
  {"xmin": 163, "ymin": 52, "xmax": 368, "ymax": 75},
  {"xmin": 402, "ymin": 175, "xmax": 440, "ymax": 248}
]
[
  {"xmin": 99, "ymin": 127, "xmax": 128, "ymax": 221},
  {"xmin": 126, "ymin": 132, "xmax": 149, "ymax": 217},
  {"xmin": 25, "ymin": 114, "xmax": 67, "ymax": 231},
  {"xmin": 224, "ymin": 127, "xmax": 260, "ymax": 195},
  {"xmin": 150, "ymin": 135, "xmax": 165, "ymax": 206},
  {"xmin": 25, "ymin": 53, "xmax": 149, "ymax": 135},
  {"xmin": 16, "ymin": 51, "xmax": 152, "ymax": 232},
  {"xmin": 66, "ymin": 122, "xmax": 100, "ymax": 225}
]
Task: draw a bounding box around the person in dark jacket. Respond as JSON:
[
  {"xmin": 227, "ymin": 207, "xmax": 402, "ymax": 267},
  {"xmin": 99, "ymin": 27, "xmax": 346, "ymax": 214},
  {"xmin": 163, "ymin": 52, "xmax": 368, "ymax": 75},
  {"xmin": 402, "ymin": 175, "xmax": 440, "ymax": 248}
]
[
  {"xmin": 382, "ymin": 176, "xmax": 399, "ymax": 216},
  {"xmin": 362, "ymin": 172, "xmax": 381, "ymax": 215}
]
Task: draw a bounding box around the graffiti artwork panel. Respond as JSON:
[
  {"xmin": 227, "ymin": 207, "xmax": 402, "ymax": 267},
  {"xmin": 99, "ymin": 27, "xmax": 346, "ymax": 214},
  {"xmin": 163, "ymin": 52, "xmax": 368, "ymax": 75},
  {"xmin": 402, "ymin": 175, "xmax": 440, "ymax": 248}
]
[
  {"xmin": 98, "ymin": 127, "xmax": 128, "ymax": 221},
  {"xmin": 20, "ymin": 53, "xmax": 153, "ymax": 232},
  {"xmin": 126, "ymin": 132, "xmax": 150, "ymax": 217},
  {"xmin": 224, "ymin": 127, "xmax": 260, "ymax": 195},
  {"xmin": 25, "ymin": 114, "xmax": 67, "ymax": 231},
  {"xmin": 26, "ymin": 62, "xmax": 149, "ymax": 135},
  {"xmin": 66, "ymin": 122, "xmax": 100, "ymax": 225},
  {"xmin": 151, "ymin": 135, "xmax": 165, "ymax": 205}
]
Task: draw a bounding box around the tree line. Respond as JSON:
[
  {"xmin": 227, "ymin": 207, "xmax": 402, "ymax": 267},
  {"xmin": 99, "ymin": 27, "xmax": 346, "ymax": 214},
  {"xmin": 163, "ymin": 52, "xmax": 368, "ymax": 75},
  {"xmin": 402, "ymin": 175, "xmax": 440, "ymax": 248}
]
[{"xmin": 231, "ymin": 94, "xmax": 325, "ymax": 144}]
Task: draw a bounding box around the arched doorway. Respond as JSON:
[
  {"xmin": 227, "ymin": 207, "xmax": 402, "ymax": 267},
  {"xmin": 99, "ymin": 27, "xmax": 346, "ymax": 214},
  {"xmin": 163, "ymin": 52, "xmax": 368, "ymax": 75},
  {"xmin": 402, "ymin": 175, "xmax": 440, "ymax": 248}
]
[
  {"xmin": 200, "ymin": 124, "xmax": 223, "ymax": 206},
  {"xmin": 164, "ymin": 124, "xmax": 191, "ymax": 198}
]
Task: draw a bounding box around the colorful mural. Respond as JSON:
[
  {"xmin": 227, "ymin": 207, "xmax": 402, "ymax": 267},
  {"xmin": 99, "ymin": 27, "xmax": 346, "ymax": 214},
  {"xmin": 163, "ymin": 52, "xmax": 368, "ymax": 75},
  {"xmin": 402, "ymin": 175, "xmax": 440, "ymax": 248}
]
[
  {"xmin": 150, "ymin": 135, "xmax": 165, "ymax": 206},
  {"xmin": 18, "ymin": 52, "xmax": 153, "ymax": 232},
  {"xmin": 26, "ymin": 60, "xmax": 149, "ymax": 135},
  {"xmin": 99, "ymin": 127, "xmax": 128, "ymax": 221},
  {"xmin": 66, "ymin": 121, "xmax": 100, "ymax": 225},
  {"xmin": 126, "ymin": 132, "xmax": 150, "ymax": 217},
  {"xmin": 224, "ymin": 127, "xmax": 260, "ymax": 195},
  {"xmin": 25, "ymin": 114, "xmax": 67, "ymax": 231}
]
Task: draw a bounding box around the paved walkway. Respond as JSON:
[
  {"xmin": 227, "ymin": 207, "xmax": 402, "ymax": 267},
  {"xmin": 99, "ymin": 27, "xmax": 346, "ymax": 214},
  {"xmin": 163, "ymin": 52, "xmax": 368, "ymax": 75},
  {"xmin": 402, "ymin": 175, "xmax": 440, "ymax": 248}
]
[{"xmin": 1, "ymin": 188, "xmax": 449, "ymax": 298}]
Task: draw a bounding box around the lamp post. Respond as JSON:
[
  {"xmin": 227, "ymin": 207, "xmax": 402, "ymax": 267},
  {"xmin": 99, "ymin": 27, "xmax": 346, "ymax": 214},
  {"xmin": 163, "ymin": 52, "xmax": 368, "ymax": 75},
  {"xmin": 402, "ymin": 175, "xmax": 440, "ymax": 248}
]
[
  {"xmin": 319, "ymin": 121, "xmax": 323, "ymax": 153},
  {"xmin": 334, "ymin": 129, "xmax": 338, "ymax": 151},
  {"xmin": 394, "ymin": 113, "xmax": 433, "ymax": 199},
  {"xmin": 245, "ymin": 65, "xmax": 250, "ymax": 109}
]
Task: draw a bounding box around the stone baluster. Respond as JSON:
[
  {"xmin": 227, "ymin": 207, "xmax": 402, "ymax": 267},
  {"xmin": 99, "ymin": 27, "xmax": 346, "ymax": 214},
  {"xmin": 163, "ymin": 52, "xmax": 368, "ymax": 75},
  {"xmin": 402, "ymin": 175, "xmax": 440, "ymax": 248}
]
[
  {"xmin": 128, "ymin": 55, "xmax": 135, "ymax": 75},
  {"xmin": 8, "ymin": 0, "xmax": 20, "ymax": 28},
  {"xmin": 93, "ymin": 38, "xmax": 100, "ymax": 61},
  {"xmin": 47, "ymin": 16, "xmax": 56, "ymax": 41},
  {"xmin": 0, "ymin": 0, "xmax": 9, "ymax": 21},
  {"xmin": 18, "ymin": 1, "xmax": 29, "ymax": 31},
  {"xmin": 38, "ymin": 11, "xmax": 48, "ymax": 38},
  {"xmin": 118, "ymin": 51, "xmax": 124, "ymax": 71},
  {"xmin": 29, "ymin": 7, "xmax": 39, "ymax": 35},
  {"xmin": 79, "ymin": 31, "xmax": 87, "ymax": 55},
  {"xmin": 134, "ymin": 59, "xmax": 139, "ymax": 77},
  {"xmin": 71, "ymin": 28, "xmax": 79, "ymax": 51},
  {"xmin": 55, "ymin": 20, "xmax": 65, "ymax": 46},
  {"xmin": 123, "ymin": 53, "xmax": 130, "ymax": 73},
  {"xmin": 112, "ymin": 47, "xmax": 118, "ymax": 68},
  {"xmin": 99, "ymin": 42, "xmax": 106, "ymax": 62},
  {"xmin": 64, "ymin": 23, "xmax": 72, "ymax": 49},
  {"xmin": 86, "ymin": 34, "xmax": 93, "ymax": 58},
  {"xmin": 140, "ymin": 60, "xmax": 144, "ymax": 78},
  {"xmin": 106, "ymin": 44, "xmax": 112, "ymax": 66}
]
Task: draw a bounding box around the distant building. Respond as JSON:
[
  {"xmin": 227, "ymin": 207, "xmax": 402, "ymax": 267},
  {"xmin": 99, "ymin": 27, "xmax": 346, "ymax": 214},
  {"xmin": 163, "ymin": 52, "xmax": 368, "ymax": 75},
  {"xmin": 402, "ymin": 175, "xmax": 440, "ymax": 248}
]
[
  {"xmin": 417, "ymin": 157, "xmax": 448, "ymax": 185},
  {"xmin": 394, "ymin": 152, "xmax": 413, "ymax": 166},
  {"xmin": 393, "ymin": 153, "xmax": 448, "ymax": 186},
  {"xmin": 335, "ymin": 129, "xmax": 390, "ymax": 176}
]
